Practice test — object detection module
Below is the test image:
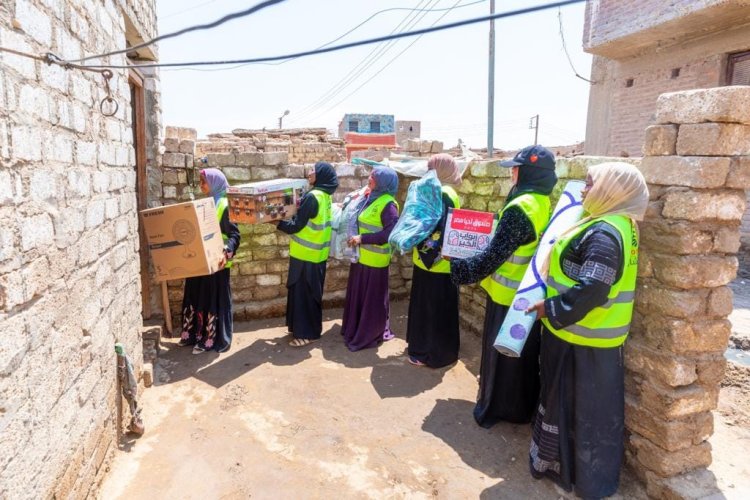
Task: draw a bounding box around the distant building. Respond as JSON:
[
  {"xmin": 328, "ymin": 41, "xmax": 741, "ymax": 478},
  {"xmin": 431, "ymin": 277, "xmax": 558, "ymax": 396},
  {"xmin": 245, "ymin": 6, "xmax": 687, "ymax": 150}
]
[
  {"xmin": 396, "ymin": 120, "xmax": 421, "ymax": 146},
  {"xmin": 338, "ymin": 113, "xmax": 395, "ymax": 138},
  {"xmin": 583, "ymin": 0, "xmax": 750, "ymax": 157}
]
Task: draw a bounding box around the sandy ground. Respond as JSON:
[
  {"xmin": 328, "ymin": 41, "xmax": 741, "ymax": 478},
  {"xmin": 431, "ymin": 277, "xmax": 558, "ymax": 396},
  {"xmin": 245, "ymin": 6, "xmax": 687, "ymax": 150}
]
[
  {"xmin": 99, "ymin": 302, "xmax": 649, "ymax": 500},
  {"xmin": 98, "ymin": 288, "xmax": 750, "ymax": 500}
]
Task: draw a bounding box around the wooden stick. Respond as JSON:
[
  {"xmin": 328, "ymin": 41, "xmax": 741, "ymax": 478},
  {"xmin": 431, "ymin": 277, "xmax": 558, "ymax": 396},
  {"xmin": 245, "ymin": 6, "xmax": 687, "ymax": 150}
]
[{"xmin": 161, "ymin": 281, "xmax": 173, "ymax": 336}]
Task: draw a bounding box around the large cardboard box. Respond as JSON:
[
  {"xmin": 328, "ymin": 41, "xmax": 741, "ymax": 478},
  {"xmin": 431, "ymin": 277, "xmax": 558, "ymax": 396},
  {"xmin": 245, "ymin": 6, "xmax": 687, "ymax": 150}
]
[
  {"xmin": 140, "ymin": 198, "xmax": 225, "ymax": 281},
  {"xmin": 226, "ymin": 178, "xmax": 308, "ymax": 224}
]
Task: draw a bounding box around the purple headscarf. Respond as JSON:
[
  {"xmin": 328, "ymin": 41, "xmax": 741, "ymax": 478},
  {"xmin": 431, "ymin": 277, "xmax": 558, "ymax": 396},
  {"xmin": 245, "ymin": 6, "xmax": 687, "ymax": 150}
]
[{"xmin": 201, "ymin": 168, "xmax": 229, "ymax": 204}]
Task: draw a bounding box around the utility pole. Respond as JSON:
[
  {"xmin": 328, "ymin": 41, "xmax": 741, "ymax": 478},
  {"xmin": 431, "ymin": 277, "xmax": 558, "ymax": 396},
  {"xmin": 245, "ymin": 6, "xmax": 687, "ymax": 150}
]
[
  {"xmin": 529, "ymin": 114, "xmax": 539, "ymax": 145},
  {"xmin": 278, "ymin": 109, "xmax": 289, "ymax": 129},
  {"xmin": 487, "ymin": 0, "xmax": 495, "ymax": 158}
]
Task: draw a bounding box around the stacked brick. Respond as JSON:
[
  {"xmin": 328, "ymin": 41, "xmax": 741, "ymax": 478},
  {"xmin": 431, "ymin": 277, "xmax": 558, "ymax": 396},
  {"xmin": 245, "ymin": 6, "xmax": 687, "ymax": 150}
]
[
  {"xmin": 0, "ymin": 0, "xmax": 158, "ymax": 498},
  {"xmin": 403, "ymin": 139, "xmax": 444, "ymax": 156},
  {"xmin": 625, "ymin": 86, "xmax": 750, "ymax": 498}
]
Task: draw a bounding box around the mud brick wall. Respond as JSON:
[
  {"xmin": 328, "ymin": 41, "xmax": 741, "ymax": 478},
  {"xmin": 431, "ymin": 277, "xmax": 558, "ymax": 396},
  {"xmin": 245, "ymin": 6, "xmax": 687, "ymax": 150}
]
[
  {"xmin": 0, "ymin": 0, "xmax": 159, "ymax": 498},
  {"xmin": 624, "ymin": 86, "xmax": 750, "ymax": 498}
]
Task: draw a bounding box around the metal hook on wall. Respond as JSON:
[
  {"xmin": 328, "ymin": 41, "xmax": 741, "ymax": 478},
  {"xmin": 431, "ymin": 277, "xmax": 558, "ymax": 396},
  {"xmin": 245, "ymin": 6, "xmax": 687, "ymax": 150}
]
[{"xmin": 99, "ymin": 70, "xmax": 119, "ymax": 117}]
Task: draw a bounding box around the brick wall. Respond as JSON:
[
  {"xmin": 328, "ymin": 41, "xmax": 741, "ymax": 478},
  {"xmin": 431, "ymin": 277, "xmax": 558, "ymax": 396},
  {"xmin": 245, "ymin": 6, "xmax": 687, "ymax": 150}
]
[{"xmin": 0, "ymin": 0, "xmax": 158, "ymax": 498}]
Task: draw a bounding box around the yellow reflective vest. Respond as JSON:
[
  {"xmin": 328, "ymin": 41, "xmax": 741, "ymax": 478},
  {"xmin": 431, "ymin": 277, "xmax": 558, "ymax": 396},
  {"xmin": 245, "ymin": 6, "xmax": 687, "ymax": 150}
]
[
  {"xmin": 358, "ymin": 194, "xmax": 399, "ymax": 268},
  {"xmin": 480, "ymin": 192, "xmax": 551, "ymax": 306},
  {"xmin": 288, "ymin": 189, "xmax": 333, "ymax": 263},
  {"xmin": 412, "ymin": 186, "xmax": 460, "ymax": 274},
  {"xmin": 542, "ymin": 215, "xmax": 638, "ymax": 348},
  {"xmin": 216, "ymin": 197, "xmax": 233, "ymax": 269}
]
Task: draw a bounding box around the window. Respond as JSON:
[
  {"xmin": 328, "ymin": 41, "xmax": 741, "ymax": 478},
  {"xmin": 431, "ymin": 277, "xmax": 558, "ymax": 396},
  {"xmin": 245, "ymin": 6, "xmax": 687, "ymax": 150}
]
[
  {"xmin": 727, "ymin": 51, "xmax": 750, "ymax": 85},
  {"xmin": 348, "ymin": 120, "xmax": 358, "ymax": 132},
  {"xmin": 370, "ymin": 121, "xmax": 381, "ymax": 133},
  {"xmin": 671, "ymin": 67, "xmax": 680, "ymax": 79},
  {"xmin": 625, "ymin": 78, "xmax": 634, "ymax": 88}
]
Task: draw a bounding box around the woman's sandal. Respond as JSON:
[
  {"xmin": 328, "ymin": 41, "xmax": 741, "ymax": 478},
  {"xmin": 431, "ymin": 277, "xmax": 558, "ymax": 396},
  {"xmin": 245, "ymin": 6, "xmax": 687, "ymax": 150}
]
[
  {"xmin": 408, "ymin": 356, "xmax": 426, "ymax": 367},
  {"xmin": 192, "ymin": 345, "xmax": 207, "ymax": 355},
  {"xmin": 288, "ymin": 338, "xmax": 316, "ymax": 347}
]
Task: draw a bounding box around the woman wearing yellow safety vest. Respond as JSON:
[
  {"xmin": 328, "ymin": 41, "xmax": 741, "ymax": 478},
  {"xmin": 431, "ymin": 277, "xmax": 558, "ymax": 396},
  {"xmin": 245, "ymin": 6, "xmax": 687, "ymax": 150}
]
[
  {"xmin": 406, "ymin": 154, "xmax": 463, "ymax": 368},
  {"xmin": 341, "ymin": 167, "xmax": 400, "ymax": 351},
  {"xmin": 277, "ymin": 162, "xmax": 338, "ymax": 347},
  {"xmin": 178, "ymin": 168, "xmax": 241, "ymax": 354},
  {"xmin": 451, "ymin": 145, "xmax": 557, "ymax": 426},
  {"xmin": 525, "ymin": 162, "xmax": 648, "ymax": 499}
]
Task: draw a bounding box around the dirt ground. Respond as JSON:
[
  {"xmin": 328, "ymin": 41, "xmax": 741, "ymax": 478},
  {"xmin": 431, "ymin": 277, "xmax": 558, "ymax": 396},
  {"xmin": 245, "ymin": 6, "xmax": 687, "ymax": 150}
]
[{"xmin": 98, "ymin": 292, "xmax": 750, "ymax": 499}]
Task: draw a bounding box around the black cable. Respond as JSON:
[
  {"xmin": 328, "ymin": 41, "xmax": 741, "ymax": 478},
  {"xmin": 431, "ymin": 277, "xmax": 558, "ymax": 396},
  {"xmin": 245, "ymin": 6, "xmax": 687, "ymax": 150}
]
[
  {"xmin": 75, "ymin": 0, "xmax": 586, "ymax": 70},
  {"xmin": 67, "ymin": 0, "xmax": 289, "ymax": 64},
  {"xmin": 162, "ymin": 0, "xmax": 489, "ymax": 73},
  {"xmin": 557, "ymin": 7, "xmax": 595, "ymax": 84}
]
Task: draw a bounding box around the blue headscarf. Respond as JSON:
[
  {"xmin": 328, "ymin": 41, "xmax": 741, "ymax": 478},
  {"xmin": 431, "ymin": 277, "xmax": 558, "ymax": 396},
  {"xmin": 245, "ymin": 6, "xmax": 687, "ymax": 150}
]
[
  {"xmin": 201, "ymin": 168, "xmax": 229, "ymax": 204},
  {"xmin": 369, "ymin": 166, "xmax": 399, "ymax": 199}
]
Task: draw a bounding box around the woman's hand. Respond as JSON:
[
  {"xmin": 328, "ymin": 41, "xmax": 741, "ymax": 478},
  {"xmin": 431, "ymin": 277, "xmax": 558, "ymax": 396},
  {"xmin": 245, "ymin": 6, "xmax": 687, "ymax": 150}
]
[
  {"xmin": 348, "ymin": 235, "xmax": 362, "ymax": 247},
  {"xmin": 218, "ymin": 253, "xmax": 227, "ymax": 269},
  {"xmin": 526, "ymin": 300, "xmax": 546, "ymax": 319}
]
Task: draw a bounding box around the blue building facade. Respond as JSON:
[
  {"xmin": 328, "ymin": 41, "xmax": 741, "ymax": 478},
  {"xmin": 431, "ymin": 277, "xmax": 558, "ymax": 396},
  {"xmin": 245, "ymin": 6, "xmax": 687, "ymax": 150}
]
[{"xmin": 338, "ymin": 113, "xmax": 395, "ymax": 137}]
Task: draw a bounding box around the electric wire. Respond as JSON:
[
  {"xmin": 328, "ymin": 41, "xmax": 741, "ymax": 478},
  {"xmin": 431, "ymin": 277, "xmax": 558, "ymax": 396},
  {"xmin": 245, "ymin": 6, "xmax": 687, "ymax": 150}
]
[
  {"xmin": 301, "ymin": 0, "xmax": 467, "ymax": 126},
  {"xmin": 557, "ymin": 7, "xmax": 595, "ymax": 84},
  {"xmin": 289, "ymin": 0, "xmax": 441, "ymax": 124},
  {"xmin": 66, "ymin": 0, "xmax": 586, "ymax": 69},
  {"xmin": 67, "ymin": 0, "xmax": 289, "ymax": 64}
]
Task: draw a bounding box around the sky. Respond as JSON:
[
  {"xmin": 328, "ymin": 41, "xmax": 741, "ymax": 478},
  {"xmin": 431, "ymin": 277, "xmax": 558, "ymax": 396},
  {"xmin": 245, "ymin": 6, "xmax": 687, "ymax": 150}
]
[{"xmin": 155, "ymin": 0, "xmax": 592, "ymax": 151}]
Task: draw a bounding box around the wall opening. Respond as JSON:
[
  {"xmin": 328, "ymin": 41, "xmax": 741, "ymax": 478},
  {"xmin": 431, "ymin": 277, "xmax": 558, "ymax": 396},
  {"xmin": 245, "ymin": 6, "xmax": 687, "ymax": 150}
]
[{"xmin": 727, "ymin": 50, "xmax": 750, "ymax": 85}]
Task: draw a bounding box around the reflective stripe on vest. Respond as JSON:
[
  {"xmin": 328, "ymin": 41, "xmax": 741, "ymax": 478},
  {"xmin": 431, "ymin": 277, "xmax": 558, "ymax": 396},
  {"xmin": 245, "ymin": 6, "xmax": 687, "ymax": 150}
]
[
  {"xmin": 480, "ymin": 192, "xmax": 551, "ymax": 306},
  {"xmin": 358, "ymin": 194, "xmax": 399, "ymax": 268},
  {"xmin": 413, "ymin": 186, "xmax": 460, "ymax": 274},
  {"xmin": 541, "ymin": 215, "xmax": 639, "ymax": 348},
  {"xmin": 288, "ymin": 189, "xmax": 333, "ymax": 263},
  {"xmin": 216, "ymin": 197, "xmax": 233, "ymax": 269}
]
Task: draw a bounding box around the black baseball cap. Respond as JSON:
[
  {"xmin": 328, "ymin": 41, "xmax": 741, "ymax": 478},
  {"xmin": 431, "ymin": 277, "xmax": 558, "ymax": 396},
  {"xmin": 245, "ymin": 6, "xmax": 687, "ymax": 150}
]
[{"xmin": 499, "ymin": 145, "xmax": 555, "ymax": 170}]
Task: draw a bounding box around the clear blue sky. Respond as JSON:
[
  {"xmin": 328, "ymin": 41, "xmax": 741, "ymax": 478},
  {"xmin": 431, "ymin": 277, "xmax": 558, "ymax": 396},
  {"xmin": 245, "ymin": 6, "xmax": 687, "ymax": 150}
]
[{"xmin": 156, "ymin": 0, "xmax": 592, "ymax": 151}]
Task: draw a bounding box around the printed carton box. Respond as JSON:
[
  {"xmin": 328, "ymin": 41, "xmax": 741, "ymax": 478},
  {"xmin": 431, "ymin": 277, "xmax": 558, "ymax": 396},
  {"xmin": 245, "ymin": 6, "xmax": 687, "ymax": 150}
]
[
  {"xmin": 441, "ymin": 208, "xmax": 499, "ymax": 259},
  {"xmin": 140, "ymin": 198, "xmax": 224, "ymax": 281}
]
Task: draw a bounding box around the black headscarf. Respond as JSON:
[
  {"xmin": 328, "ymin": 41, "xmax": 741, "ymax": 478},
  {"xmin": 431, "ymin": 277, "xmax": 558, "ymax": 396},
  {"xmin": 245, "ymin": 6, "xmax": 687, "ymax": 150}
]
[
  {"xmin": 313, "ymin": 161, "xmax": 339, "ymax": 195},
  {"xmin": 506, "ymin": 164, "xmax": 558, "ymax": 204}
]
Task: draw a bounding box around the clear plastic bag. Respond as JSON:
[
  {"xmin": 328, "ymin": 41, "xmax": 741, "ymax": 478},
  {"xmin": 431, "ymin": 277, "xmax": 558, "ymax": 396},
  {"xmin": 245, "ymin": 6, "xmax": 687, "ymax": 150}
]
[{"xmin": 330, "ymin": 187, "xmax": 367, "ymax": 261}]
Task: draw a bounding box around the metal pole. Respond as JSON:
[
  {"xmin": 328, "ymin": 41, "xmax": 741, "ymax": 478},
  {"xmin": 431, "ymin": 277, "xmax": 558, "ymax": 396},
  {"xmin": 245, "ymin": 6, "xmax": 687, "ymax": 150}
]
[
  {"xmin": 534, "ymin": 114, "xmax": 539, "ymax": 145},
  {"xmin": 487, "ymin": 0, "xmax": 495, "ymax": 158},
  {"xmin": 278, "ymin": 116, "xmax": 282, "ymax": 129}
]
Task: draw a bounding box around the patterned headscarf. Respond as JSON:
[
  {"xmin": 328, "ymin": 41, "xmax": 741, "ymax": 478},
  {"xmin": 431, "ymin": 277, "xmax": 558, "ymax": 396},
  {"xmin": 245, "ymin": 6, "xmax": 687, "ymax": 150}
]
[
  {"xmin": 200, "ymin": 168, "xmax": 228, "ymax": 204},
  {"xmin": 427, "ymin": 153, "xmax": 462, "ymax": 186}
]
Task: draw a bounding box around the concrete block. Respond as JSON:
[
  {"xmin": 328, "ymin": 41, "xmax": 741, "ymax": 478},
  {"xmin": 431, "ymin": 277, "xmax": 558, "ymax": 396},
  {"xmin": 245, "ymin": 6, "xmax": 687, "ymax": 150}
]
[
  {"xmin": 222, "ymin": 166, "xmax": 251, "ymax": 182},
  {"xmin": 652, "ymin": 254, "xmax": 737, "ymax": 289},
  {"xmin": 625, "ymin": 399, "xmax": 713, "ymax": 452},
  {"xmin": 11, "ymin": 125, "xmax": 42, "ymax": 161},
  {"xmin": 708, "ymin": 286, "xmax": 733, "ymax": 318},
  {"xmin": 178, "ymin": 140, "xmax": 195, "ymax": 154},
  {"xmin": 163, "ymin": 138, "xmax": 179, "ymax": 153},
  {"xmin": 662, "ymin": 189, "xmax": 746, "ymax": 221},
  {"xmin": 632, "ymin": 313, "xmax": 731, "ymax": 354},
  {"xmin": 643, "ymin": 124, "xmax": 677, "ymax": 156},
  {"xmin": 643, "ymin": 468, "xmax": 723, "ymax": 500},
  {"xmin": 470, "ymin": 161, "xmax": 510, "ymax": 178},
  {"xmin": 725, "ymin": 156, "xmax": 750, "ymax": 189},
  {"xmin": 677, "ymin": 123, "xmax": 750, "ymax": 156},
  {"xmin": 206, "ymin": 152, "xmax": 236, "ymax": 167},
  {"xmin": 711, "ymin": 226, "xmax": 740, "ymax": 253},
  {"xmin": 638, "ymin": 156, "xmax": 729, "ymax": 188},
  {"xmin": 256, "ymin": 274, "xmax": 281, "ymax": 286},
  {"xmin": 696, "ymin": 356, "xmax": 727, "ymax": 387},
  {"xmin": 655, "ymin": 86, "xmax": 750, "ymax": 125},
  {"xmin": 250, "ymin": 167, "xmax": 279, "ymax": 181},
  {"xmin": 624, "ymin": 340, "xmax": 697, "ymax": 387},
  {"xmin": 629, "ymin": 435, "xmax": 711, "ymax": 478},
  {"xmin": 635, "ymin": 283, "xmax": 707, "ymax": 318},
  {"xmin": 639, "ymin": 220, "xmax": 713, "ymax": 254},
  {"xmin": 15, "ymin": 0, "xmax": 52, "ymax": 45},
  {"xmin": 629, "ymin": 376, "xmax": 720, "ymax": 419},
  {"xmin": 21, "ymin": 214, "xmax": 54, "ymax": 251},
  {"xmin": 164, "ymin": 126, "xmax": 180, "ymax": 139},
  {"xmin": 177, "ymin": 128, "xmax": 197, "ymax": 141},
  {"xmin": 263, "ymin": 152, "xmax": 288, "ymax": 166},
  {"xmin": 162, "ymin": 153, "xmax": 186, "ymax": 168},
  {"xmin": 430, "ymin": 141, "xmax": 443, "ymax": 153}
]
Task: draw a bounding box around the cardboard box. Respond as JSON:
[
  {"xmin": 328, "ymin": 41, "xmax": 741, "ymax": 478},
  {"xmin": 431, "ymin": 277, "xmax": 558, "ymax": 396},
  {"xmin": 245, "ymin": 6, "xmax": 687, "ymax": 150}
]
[
  {"xmin": 226, "ymin": 178, "xmax": 308, "ymax": 224},
  {"xmin": 441, "ymin": 208, "xmax": 499, "ymax": 259},
  {"xmin": 140, "ymin": 198, "xmax": 225, "ymax": 281}
]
